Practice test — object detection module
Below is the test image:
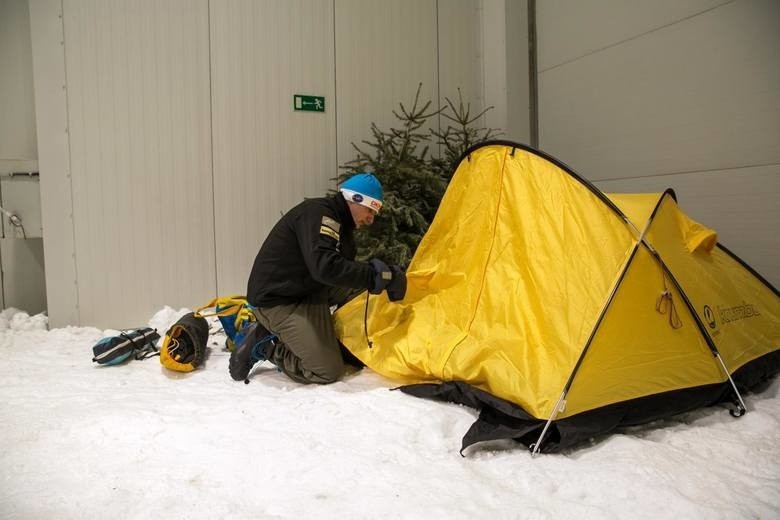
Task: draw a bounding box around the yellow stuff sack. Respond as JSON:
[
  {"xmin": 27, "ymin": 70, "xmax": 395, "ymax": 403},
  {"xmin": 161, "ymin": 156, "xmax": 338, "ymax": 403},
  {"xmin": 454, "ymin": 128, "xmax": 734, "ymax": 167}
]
[{"xmin": 159, "ymin": 312, "xmax": 209, "ymax": 372}]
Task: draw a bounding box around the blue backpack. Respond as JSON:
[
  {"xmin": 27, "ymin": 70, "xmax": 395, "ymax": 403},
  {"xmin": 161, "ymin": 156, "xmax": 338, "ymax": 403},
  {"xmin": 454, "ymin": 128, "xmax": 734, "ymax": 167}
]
[
  {"xmin": 92, "ymin": 328, "xmax": 160, "ymax": 365},
  {"xmin": 194, "ymin": 295, "xmax": 256, "ymax": 351}
]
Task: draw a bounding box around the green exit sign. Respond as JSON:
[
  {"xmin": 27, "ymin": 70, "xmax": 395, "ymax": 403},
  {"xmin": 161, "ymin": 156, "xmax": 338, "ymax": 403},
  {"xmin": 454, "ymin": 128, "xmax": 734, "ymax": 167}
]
[{"xmin": 294, "ymin": 94, "xmax": 325, "ymax": 112}]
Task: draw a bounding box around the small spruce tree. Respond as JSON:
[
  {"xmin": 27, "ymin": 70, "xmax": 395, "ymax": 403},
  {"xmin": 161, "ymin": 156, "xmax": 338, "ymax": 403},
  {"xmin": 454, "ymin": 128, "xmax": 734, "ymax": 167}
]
[
  {"xmin": 431, "ymin": 88, "xmax": 501, "ymax": 182},
  {"xmin": 338, "ymin": 84, "xmax": 500, "ymax": 267}
]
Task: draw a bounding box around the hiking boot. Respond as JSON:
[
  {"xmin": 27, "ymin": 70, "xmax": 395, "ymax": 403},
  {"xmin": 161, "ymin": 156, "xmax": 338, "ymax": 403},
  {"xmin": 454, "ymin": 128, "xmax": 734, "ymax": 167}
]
[
  {"xmin": 229, "ymin": 322, "xmax": 277, "ymax": 382},
  {"xmin": 251, "ymin": 337, "xmax": 275, "ymax": 362}
]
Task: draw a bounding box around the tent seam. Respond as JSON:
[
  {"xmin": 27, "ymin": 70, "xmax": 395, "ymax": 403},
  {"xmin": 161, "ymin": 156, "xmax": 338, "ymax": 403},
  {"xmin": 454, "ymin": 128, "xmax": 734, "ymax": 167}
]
[{"xmin": 437, "ymin": 146, "xmax": 508, "ymax": 377}]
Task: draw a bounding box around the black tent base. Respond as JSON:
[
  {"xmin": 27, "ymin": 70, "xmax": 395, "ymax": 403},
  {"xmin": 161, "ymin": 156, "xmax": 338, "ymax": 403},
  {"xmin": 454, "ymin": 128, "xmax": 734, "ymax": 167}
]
[{"xmin": 400, "ymin": 349, "xmax": 780, "ymax": 454}]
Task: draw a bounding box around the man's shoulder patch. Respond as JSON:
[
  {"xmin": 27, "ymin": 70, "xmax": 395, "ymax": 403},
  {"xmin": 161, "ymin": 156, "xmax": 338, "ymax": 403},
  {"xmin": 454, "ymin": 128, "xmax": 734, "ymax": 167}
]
[
  {"xmin": 321, "ymin": 216, "xmax": 340, "ymax": 233},
  {"xmin": 319, "ymin": 225, "xmax": 340, "ymax": 242}
]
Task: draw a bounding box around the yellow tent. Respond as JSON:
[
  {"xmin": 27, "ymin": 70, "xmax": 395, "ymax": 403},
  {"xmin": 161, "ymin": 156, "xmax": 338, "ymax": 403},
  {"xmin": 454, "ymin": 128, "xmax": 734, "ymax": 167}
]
[{"xmin": 334, "ymin": 141, "xmax": 780, "ymax": 453}]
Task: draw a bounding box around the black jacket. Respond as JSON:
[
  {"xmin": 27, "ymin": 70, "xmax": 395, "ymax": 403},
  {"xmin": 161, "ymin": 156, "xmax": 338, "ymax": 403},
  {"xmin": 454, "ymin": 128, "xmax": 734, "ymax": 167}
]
[{"xmin": 247, "ymin": 194, "xmax": 372, "ymax": 307}]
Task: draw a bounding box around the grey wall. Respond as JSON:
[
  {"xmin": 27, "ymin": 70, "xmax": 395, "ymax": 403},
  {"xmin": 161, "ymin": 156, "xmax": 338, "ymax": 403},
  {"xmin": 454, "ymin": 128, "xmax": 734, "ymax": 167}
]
[
  {"xmin": 28, "ymin": 0, "xmax": 524, "ymax": 328},
  {"xmin": 0, "ymin": 0, "xmax": 45, "ymax": 314},
  {"xmin": 18, "ymin": 0, "xmax": 779, "ymax": 327},
  {"xmin": 16, "ymin": 0, "xmax": 778, "ymax": 327},
  {"xmin": 537, "ymin": 0, "xmax": 780, "ymax": 287},
  {"xmin": 0, "ymin": 0, "xmax": 37, "ymax": 160}
]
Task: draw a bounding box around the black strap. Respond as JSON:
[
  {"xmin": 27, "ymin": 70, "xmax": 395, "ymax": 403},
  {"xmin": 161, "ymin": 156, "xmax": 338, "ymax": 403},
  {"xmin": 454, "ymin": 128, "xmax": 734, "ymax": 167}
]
[
  {"xmin": 364, "ymin": 291, "xmax": 373, "ymax": 349},
  {"xmin": 120, "ymin": 328, "xmax": 161, "ymax": 360},
  {"xmin": 135, "ymin": 344, "xmax": 160, "ymax": 360}
]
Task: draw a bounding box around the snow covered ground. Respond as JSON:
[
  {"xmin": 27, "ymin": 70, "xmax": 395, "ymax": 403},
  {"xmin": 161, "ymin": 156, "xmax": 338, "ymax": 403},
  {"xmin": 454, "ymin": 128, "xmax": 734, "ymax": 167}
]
[{"xmin": 1, "ymin": 306, "xmax": 778, "ymax": 519}]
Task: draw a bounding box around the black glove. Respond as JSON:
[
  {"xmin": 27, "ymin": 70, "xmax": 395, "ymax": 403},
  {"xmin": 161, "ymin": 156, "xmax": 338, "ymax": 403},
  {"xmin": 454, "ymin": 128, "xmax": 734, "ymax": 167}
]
[
  {"xmin": 368, "ymin": 258, "xmax": 392, "ymax": 294},
  {"xmin": 386, "ymin": 265, "xmax": 407, "ymax": 302}
]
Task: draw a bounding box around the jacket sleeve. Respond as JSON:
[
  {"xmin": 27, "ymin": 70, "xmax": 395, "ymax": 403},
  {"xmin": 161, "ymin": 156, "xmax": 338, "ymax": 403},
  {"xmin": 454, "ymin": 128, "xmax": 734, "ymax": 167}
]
[{"xmin": 295, "ymin": 208, "xmax": 373, "ymax": 289}]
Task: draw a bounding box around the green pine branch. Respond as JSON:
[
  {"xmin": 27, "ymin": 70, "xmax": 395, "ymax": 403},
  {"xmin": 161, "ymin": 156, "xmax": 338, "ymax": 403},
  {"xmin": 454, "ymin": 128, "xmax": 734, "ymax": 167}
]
[{"xmin": 336, "ymin": 84, "xmax": 501, "ymax": 268}]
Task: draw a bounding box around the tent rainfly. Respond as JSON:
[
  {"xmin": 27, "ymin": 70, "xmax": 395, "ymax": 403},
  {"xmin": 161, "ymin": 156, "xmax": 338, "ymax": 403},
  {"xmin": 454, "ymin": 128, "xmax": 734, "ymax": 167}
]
[{"xmin": 334, "ymin": 141, "xmax": 780, "ymax": 454}]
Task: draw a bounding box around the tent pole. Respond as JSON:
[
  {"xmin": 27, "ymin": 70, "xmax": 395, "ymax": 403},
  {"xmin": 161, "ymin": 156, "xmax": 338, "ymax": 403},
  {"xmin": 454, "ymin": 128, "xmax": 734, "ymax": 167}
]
[
  {"xmin": 531, "ymin": 191, "xmax": 749, "ymax": 454},
  {"xmin": 714, "ymin": 352, "xmax": 747, "ymax": 416},
  {"xmin": 626, "ymin": 193, "xmax": 748, "ymax": 417},
  {"xmin": 643, "ymin": 246, "xmax": 748, "ymax": 417},
  {"xmin": 530, "ymin": 242, "xmax": 644, "ymax": 455},
  {"xmin": 530, "ymin": 390, "xmax": 567, "ymax": 456}
]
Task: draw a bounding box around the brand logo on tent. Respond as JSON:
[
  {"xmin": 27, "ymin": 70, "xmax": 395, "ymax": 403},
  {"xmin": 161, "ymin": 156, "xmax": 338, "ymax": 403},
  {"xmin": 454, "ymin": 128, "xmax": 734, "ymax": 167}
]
[
  {"xmin": 718, "ymin": 302, "xmax": 761, "ymax": 324},
  {"xmin": 703, "ymin": 305, "xmax": 717, "ymax": 329}
]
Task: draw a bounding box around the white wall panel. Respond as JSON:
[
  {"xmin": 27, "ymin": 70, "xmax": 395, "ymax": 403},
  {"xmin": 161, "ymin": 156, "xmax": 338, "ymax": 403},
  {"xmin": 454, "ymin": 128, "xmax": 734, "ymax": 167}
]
[
  {"xmin": 28, "ymin": 0, "xmax": 522, "ymax": 326},
  {"xmin": 537, "ymin": 0, "xmax": 729, "ymax": 70},
  {"xmin": 335, "ymin": 0, "xmax": 438, "ymax": 169},
  {"xmin": 1, "ymin": 237, "xmax": 46, "ymax": 314},
  {"xmin": 1, "ymin": 177, "xmax": 42, "ymax": 238},
  {"xmin": 0, "ymin": 0, "xmax": 38, "ymax": 160},
  {"xmin": 539, "ymin": 0, "xmax": 780, "ymax": 179},
  {"xmin": 480, "ymin": 0, "xmax": 508, "ymax": 136},
  {"xmin": 439, "ymin": 0, "xmax": 530, "ymax": 146},
  {"xmin": 438, "ymin": 0, "xmax": 483, "ymax": 125},
  {"xmin": 0, "ymin": 175, "xmax": 44, "ymax": 313},
  {"xmin": 596, "ymin": 165, "xmax": 780, "ymax": 288},
  {"xmin": 537, "ymin": 0, "xmax": 780, "ymax": 289},
  {"xmin": 504, "ymin": 0, "xmax": 529, "ymax": 144},
  {"xmin": 210, "ymin": 0, "xmax": 336, "ymax": 295},
  {"xmin": 29, "ymin": 0, "xmax": 79, "ymax": 326},
  {"xmin": 0, "ymin": 0, "xmax": 44, "ymax": 314},
  {"xmin": 63, "ymin": 0, "xmax": 215, "ymax": 327}
]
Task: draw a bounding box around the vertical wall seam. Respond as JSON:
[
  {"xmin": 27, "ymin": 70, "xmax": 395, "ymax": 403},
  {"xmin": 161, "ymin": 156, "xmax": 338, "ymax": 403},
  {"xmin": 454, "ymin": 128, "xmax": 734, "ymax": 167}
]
[
  {"xmin": 207, "ymin": 0, "xmax": 218, "ymax": 296},
  {"xmin": 435, "ymin": 0, "xmax": 441, "ymax": 158},
  {"xmin": 0, "ymin": 177, "xmax": 4, "ymax": 308},
  {"xmin": 478, "ymin": 1, "xmax": 484, "ymax": 124},
  {"xmin": 60, "ymin": 0, "xmax": 80, "ymax": 324},
  {"xmin": 332, "ymin": 0, "xmax": 339, "ymax": 185},
  {"xmin": 528, "ymin": 0, "xmax": 538, "ymax": 147}
]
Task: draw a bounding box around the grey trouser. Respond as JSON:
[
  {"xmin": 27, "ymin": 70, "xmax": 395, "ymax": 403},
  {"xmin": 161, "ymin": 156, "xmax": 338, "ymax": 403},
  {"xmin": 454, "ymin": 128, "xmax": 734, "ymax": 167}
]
[{"xmin": 253, "ymin": 286, "xmax": 356, "ymax": 384}]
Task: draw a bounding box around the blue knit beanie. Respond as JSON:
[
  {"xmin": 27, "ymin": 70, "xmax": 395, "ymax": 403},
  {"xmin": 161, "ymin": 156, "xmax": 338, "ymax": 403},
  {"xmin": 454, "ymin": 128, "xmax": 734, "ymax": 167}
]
[{"xmin": 339, "ymin": 173, "xmax": 383, "ymax": 213}]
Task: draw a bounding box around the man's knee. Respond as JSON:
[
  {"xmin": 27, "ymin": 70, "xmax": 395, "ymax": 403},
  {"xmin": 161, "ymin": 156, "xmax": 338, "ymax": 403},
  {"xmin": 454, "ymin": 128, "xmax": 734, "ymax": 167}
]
[{"xmin": 314, "ymin": 356, "xmax": 345, "ymax": 384}]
